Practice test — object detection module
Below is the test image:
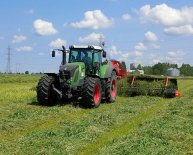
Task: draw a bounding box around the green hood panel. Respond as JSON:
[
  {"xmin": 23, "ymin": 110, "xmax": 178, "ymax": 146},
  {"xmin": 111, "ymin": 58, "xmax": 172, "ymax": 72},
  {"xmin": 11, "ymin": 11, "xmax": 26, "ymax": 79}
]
[
  {"xmin": 71, "ymin": 62, "xmax": 85, "ymax": 86},
  {"xmin": 60, "ymin": 62, "xmax": 85, "ymax": 86}
]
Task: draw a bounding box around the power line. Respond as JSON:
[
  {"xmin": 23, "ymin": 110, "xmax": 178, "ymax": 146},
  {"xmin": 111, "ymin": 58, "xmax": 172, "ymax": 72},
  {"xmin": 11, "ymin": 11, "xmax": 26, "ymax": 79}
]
[
  {"xmin": 6, "ymin": 45, "xmax": 11, "ymax": 73},
  {"xmin": 15, "ymin": 63, "xmax": 20, "ymax": 73}
]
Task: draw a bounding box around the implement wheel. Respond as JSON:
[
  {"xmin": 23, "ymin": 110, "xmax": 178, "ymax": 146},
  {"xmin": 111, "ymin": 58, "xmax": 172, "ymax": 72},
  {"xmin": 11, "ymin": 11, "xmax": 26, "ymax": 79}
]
[
  {"xmin": 37, "ymin": 75, "xmax": 59, "ymax": 106},
  {"xmin": 83, "ymin": 77, "xmax": 102, "ymax": 108},
  {"xmin": 106, "ymin": 71, "xmax": 117, "ymax": 102},
  {"xmin": 164, "ymin": 89, "xmax": 176, "ymax": 98}
]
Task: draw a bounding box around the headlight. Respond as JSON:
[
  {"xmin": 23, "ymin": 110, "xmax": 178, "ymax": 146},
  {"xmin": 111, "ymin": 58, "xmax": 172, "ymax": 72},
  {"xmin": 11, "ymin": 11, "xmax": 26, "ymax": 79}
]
[{"xmin": 81, "ymin": 72, "xmax": 85, "ymax": 77}]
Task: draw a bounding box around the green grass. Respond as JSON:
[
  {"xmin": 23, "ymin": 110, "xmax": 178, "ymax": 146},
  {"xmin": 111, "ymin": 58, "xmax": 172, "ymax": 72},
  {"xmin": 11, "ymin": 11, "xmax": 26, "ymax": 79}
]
[
  {"xmin": 0, "ymin": 75, "xmax": 193, "ymax": 154},
  {"xmin": 0, "ymin": 74, "xmax": 41, "ymax": 83}
]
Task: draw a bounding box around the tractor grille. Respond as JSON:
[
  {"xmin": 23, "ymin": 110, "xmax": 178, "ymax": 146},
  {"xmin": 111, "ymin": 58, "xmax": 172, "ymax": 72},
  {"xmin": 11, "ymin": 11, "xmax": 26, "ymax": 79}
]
[{"xmin": 60, "ymin": 70, "xmax": 70, "ymax": 80}]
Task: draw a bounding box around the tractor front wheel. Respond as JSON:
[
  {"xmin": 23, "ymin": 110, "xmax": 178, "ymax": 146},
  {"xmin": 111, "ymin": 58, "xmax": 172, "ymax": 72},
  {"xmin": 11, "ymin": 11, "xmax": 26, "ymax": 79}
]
[
  {"xmin": 83, "ymin": 77, "xmax": 102, "ymax": 108},
  {"xmin": 37, "ymin": 75, "xmax": 59, "ymax": 106}
]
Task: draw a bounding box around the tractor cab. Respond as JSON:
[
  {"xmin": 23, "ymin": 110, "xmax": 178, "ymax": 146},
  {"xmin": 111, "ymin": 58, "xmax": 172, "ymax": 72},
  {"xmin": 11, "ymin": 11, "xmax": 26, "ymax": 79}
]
[{"xmin": 68, "ymin": 45, "xmax": 106, "ymax": 75}]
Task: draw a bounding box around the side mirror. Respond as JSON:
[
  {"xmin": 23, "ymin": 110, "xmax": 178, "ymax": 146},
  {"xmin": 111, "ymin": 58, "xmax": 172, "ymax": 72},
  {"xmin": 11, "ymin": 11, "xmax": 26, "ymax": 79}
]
[
  {"xmin": 103, "ymin": 51, "xmax": 107, "ymax": 58},
  {"xmin": 52, "ymin": 50, "xmax": 55, "ymax": 57}
]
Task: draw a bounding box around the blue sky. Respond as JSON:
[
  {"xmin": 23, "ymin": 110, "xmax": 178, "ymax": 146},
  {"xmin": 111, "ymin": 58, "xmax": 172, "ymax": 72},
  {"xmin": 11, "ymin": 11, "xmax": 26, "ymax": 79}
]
[{"xmin": 0, "ymin": 0, "xmax": 193, "ymax": 73}]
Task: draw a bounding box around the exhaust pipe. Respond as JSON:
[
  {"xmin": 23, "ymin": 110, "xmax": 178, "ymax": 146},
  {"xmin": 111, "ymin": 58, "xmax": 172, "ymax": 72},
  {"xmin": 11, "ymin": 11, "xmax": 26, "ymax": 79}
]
[{"xmin": 62, "ymin": 46, "xmax": 66, "ymax": 65}]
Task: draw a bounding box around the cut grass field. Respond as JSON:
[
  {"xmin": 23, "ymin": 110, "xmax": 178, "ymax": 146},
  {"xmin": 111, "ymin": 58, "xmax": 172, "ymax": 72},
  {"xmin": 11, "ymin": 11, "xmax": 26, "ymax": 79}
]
[{"xmin": 0, "ymin": 74, "xmax": 193, "ymax": 154}]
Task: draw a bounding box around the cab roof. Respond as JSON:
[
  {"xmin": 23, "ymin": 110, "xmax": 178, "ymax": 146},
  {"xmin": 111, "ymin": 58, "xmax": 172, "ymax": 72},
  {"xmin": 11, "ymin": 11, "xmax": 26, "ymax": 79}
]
[{"xmin": 69, "ymin": 45, "xmax": 103, "ymax": 50}]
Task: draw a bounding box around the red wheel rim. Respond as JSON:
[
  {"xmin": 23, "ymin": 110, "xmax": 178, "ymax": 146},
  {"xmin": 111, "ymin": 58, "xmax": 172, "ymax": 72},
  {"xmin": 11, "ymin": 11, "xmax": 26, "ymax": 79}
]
[
  {"xmin": 94, "ymin": 84, "xmax": 100, "ymax": 105},
  {"xmin": 110, "ymin": 79, "xmax": 117, "ymax": 98}
]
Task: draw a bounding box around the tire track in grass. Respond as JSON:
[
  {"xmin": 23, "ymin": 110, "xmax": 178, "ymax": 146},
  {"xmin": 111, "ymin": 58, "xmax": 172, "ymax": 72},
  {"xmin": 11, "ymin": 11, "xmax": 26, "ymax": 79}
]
[
  {"xmin": 0, "ymin": 96, "xmax": 160, "ymax": 154},
  {"xmin": 0, "ymin": 98, "xmax": 133, "ymax": 142},
  {"xmin": 0, "ymin": 95, "xmax": 155, "ymax": 148},
  {"xmin": 0, "ymin": 106, "xmax": 86, "ymax": 141},
  {"xmin": 78, "ymin": 84, "xmax": 193, "ymax": 155},
  {"xmin": 0, "ymin": 83, "xmax": 89, "ymax": 138},
  {"xmin": 78, "ymin": 98, "xmax": 168, "ymax": 154}
]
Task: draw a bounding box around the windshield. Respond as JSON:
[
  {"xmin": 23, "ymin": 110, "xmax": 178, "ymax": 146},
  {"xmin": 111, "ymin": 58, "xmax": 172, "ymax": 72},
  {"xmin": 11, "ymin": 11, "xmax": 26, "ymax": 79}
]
[
  {"xmin": 69, "ymin": 48, "xmax": 102, "ymax": 74},
  {"xmin": 69, "ymin": 49, "xmax": 93, "ymax": 63}
]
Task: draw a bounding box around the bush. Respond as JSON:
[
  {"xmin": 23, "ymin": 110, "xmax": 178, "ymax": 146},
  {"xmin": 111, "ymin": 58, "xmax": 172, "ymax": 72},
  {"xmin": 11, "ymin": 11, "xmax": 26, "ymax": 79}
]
[{"xmin": 117, "ymin": 78, "xmax": 129, "ymax": 96}]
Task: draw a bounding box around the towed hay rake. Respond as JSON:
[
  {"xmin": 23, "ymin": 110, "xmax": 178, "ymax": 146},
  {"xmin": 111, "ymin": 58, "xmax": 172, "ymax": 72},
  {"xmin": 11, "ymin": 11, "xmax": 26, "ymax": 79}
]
[{"xmin": 118, "ymin": 75, "xmax": 181, "ymax": 98}]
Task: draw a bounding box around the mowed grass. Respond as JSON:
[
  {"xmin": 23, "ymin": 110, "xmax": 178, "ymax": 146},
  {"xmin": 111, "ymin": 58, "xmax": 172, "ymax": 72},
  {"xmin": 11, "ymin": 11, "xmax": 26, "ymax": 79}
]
[{"xmin": 0, "ymin": 74, "xmax": 193, "ymax": 154}]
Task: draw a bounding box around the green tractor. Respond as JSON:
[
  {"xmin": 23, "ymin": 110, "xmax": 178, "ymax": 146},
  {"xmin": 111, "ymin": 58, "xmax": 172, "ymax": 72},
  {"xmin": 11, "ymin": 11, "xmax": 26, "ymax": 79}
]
[{"xmin": 37, "ymin": 45, "xmax": 117, "ymax": 108}]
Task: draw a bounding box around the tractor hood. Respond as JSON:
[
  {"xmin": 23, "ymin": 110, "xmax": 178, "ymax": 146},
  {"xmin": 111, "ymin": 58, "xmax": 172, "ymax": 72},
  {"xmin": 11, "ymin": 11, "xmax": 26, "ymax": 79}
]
[
  {"xmin": 60, "ymin": 63, "xmax": 79, "ymax": 79},
  {"xmin": 59, "ymin": 62, "xmax": 85, "ymax": 86},
  {"xmin": 60, "ymin": 63, "xmax": 79, "ymax": 72}
]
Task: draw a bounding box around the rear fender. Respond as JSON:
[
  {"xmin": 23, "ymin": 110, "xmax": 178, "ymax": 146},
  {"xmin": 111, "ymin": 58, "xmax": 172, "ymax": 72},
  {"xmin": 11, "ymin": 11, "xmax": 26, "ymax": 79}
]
[{"xmin": 100, "ymin": 62, "xmax": 117, "ymax": 78}]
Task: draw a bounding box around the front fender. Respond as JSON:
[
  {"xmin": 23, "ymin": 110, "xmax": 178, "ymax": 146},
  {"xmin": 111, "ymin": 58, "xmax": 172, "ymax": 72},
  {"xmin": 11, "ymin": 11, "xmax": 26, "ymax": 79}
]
[{"xmin": 44, "ymin": 73, "xmax": 59, "ymax": 78}]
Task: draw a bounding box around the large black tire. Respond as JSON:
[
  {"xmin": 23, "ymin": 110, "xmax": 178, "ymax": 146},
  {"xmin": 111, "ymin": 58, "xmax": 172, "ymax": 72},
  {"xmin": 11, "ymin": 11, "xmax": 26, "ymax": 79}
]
[
  {"xmin": 82, "ymin": 77, "xmax": 102, "ymax": 108},
  {"xmin": 105, "ymin": 71, "xmax": 117, "ymax": 102},
  {"xmin": 37, "ymin": 75, "xmax": 59, "ymax": 106}
]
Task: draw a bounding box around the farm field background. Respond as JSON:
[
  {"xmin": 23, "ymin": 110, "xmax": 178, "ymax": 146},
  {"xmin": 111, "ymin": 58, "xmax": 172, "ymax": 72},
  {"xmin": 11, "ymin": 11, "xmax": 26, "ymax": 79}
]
[{"xmin": 0, "ymin": 74, "xmax": 193, "ymax": 154}]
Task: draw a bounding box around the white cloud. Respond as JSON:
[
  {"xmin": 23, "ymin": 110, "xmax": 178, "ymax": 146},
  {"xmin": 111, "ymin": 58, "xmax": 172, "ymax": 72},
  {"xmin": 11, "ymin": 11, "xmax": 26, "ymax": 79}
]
[
  {"xmin": 151, "ymin": 44, "xmax": 160, "ymax": 49},
  {"xmin": 34, "ymin": 19, "xmax": 58, "ymax": 36},
  {"xmin": 110, "ymin": 45, "xmax": 119, "ymax": 55},
  {"xmin": 16, "ymin": 46, "xmax": 33, "ymax": 52},
  {"xmin": 135, "ymin": 51, "xmax": 143, "ymax": 56},
  {"xmin": 135, "ymin": 42, "xmax": 147, "ymax": 51},
  {"xmin": 79, "ymin": 32, "xmax": 104, "ymax": 43},
  {"xmin": 109, "ymin": 45, "xmax": 130, "ymax": 64},
  {"xmin": 122, "ymin": 13, "xmax": 131, "ymax": 21},
  {"xmin": 145, "ymin": 31, "xmax": 158, "ymax": 42},
  {"xmin": 166, "ymin": 50, "xmax": 185, "ymax": 65},
  {"xmin": 153, "ymin": 59, "xmax": 162, "ymax": 64},
  {"xmin": 49, "ymin": 38, "xmax": 67, "ymax": 48},
  {"xmin": 12, "ymin": 35, "xmax": 27, "ymax": 43},
  {"xmin": 140, "ymin": 3, "xmax": 193, "ymax": 27},
  {"xmin": 164, "ymin": 24, "xmax": 193, "ymax": 35},
  {"xmin": 71, "ymin": 10, "xmax": 114, "ymax": 30},
  {"xmin": 148, "ymin": 54, "xmax": 163, "ymax": 65}
]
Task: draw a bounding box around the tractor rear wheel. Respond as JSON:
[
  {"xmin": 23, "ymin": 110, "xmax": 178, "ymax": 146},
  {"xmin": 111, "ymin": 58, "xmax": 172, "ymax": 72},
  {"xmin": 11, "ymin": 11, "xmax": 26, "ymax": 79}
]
[
  {"xmin": 106, "ymin": 71, "xmax": 117, "ymax": 102},
  {"xmin": 83, "ymin": 77, "xmax": 102, "ymax": 108},
  {"xmin": 37, "ymin": 75, "xmax": 59, "ymax": 106}
]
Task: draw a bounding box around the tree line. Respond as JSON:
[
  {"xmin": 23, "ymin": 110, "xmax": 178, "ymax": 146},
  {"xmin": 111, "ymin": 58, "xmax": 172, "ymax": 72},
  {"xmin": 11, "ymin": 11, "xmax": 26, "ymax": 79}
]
[{"xmin": 140, "ymin": 63, "xmax": 193, "ymax": 76}]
